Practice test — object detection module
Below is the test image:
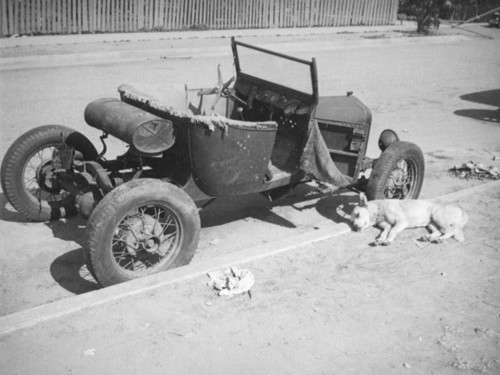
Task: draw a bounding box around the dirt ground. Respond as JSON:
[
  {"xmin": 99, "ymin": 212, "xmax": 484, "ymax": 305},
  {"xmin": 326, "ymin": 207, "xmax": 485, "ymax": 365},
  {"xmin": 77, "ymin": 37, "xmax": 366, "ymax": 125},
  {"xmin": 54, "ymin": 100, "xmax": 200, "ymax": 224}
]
[
  {"xmin": 0, "ymin": 182, "xmax": 499, "ymax": 375},
  {"xmin": 0, "ymin": 24, "xmax": 499, "ymax": 374}
]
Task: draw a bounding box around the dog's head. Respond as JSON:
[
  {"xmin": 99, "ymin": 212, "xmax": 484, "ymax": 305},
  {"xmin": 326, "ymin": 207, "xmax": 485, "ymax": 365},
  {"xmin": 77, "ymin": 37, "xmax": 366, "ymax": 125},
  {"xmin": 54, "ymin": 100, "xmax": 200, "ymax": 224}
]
[{"xmin": 351, "ymin": 193, "xmax": 372, "ymax": 231}]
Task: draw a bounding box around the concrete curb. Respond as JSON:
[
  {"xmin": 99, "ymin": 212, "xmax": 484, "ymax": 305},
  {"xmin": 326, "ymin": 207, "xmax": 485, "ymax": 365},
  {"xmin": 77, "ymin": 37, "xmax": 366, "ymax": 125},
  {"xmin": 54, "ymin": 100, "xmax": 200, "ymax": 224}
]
[
  {"xmin": 1, "ymin": 179, "xmax": 499, "ymax": 336},
  {"xmin": 0, "ymin": 34, "xmax": 469, "ymax": 71}
]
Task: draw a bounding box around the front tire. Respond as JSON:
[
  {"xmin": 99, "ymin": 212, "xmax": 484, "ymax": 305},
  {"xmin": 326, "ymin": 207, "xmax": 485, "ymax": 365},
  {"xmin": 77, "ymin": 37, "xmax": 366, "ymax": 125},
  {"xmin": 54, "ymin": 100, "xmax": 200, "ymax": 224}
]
[
  {"xmin": 84, "ymin": 179, "xmax": 201, "ymax": 287},
  {"xmin": 1, "ymin": 125, "xmax": 98, "ymax": 221},
  {"xmin": 366, "ymin": 141, "xmax": 424, "ymax": 200}
]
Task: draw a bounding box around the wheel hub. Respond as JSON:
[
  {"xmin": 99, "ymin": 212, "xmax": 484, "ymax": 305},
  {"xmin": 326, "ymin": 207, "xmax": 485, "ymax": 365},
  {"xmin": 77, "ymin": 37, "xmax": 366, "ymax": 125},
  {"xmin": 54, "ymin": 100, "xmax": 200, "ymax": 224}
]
[
  {"xmin": 36, "ymin": 160, "xmax": 62, "ymax": 194},
  {"xmin": 123, "ymin": 215, "xmax": 163, "ymax": 256},
  {"xmin": 386, "ymin": 161, "xmax": 410, "ymax": 198}
]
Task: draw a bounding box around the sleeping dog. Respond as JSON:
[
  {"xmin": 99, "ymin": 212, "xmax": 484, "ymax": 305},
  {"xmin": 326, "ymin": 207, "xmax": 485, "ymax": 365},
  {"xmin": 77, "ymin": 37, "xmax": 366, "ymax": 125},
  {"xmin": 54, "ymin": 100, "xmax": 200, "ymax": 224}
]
[{"xmin": 350, "ymin": 194, "xmax": 468, "ymax": 246}]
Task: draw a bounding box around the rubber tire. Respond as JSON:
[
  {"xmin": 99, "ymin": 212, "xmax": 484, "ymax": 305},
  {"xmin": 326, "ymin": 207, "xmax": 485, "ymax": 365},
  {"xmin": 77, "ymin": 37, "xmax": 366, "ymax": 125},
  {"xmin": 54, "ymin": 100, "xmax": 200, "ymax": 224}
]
[
  {"xmin": 1, "ymin": 125, "xmax": 98, "ymax": 222},
  {"xmin": 84, "ymin": 178, "xmax": 201, "ymax": 287},
  {"xmin": 366, "ymin": 141, "xmax": 425, "ymax": 200}
]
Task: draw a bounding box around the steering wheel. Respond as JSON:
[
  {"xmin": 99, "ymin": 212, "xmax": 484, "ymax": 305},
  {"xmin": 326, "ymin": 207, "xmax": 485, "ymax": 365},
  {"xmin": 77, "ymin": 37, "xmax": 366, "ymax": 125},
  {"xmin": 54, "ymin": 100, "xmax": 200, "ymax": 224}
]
[{"xmin": 197, "ymin": 64, "xmax": 235, "ymax": 110}]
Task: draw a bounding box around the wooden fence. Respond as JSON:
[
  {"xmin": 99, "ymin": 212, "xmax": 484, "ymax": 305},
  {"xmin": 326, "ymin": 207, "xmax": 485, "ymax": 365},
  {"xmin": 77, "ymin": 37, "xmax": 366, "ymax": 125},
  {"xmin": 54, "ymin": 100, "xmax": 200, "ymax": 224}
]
[{"xmin": 0, "ymin": 0, "xmax": 399, "ymax": 38}]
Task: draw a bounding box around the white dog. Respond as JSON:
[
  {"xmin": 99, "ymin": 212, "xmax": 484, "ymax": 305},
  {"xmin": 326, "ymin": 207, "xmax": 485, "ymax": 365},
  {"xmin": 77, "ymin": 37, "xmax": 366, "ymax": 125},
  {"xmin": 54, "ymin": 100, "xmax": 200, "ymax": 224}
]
[{"xmin": 350, "ymin": 194, "xmax": 468, "ymax": 246}]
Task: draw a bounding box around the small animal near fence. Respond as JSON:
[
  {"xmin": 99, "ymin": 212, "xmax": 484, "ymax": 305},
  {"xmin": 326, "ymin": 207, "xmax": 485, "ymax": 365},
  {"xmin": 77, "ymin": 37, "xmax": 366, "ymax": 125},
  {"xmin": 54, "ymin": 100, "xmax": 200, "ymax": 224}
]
[{"xmin": 0, "ymin": 0, "xmax": 399, "ymax": 38}]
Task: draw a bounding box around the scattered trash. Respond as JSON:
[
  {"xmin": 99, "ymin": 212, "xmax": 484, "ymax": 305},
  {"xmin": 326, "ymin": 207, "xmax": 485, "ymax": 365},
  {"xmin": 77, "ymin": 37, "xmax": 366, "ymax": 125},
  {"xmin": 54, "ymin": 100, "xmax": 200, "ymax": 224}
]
[
  {"xmin": 311, "ymin": 180, "xmax": 338, "ymax": 194},
  {"xmin": 474, "ymin": 327, "xmax": 499, "ymax": 338},
  {"xmin": 83, "ymin": 348, "xmax": 95, "ymax": 356},
  {"xmin": 207, "ymin": 267, "xmax": 254, "ymax": 297},
  {"xmin": 449, "ymin": 161, "xmax": 499, "ymax": 180}
]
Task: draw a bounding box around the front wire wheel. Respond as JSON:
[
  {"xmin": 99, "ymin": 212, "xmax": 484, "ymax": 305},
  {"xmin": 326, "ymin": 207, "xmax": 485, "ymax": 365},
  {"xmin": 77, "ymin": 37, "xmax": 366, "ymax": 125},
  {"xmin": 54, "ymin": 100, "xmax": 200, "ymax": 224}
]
[
  {"xmin": 112, "ymin": 203, "xmax": 183, "ymax": 276},
  {"xmin": 85, "ymin": 179, "xmax": 200, "ymax": 286},
  {"xmin": 383, "ymin": 159, "xmax": 418, "ymax": 199},
  {"xmin": 366, "ymin": 141, "xmax": 425, "ymax": 201}
]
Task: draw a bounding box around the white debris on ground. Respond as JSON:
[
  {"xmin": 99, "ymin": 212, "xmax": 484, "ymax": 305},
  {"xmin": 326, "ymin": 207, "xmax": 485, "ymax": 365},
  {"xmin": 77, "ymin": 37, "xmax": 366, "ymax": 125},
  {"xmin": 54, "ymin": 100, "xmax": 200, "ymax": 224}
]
[{"xmin": 207, "ymin": 267, "xmax": 255, "ymax": 297}]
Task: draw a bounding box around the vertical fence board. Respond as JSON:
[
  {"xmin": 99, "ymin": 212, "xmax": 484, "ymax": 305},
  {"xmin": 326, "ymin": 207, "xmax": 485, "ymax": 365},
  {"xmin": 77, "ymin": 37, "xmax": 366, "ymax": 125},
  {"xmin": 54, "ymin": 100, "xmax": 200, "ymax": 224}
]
[
  {"xmin": 55, "ymin": 0, "xmax": 60, "ymax": 32},
  {"xmin": 168, "ymin": 0, "xmax": 173, "ymax": 30},
  {"xmin": 374, "ymin": 0, "xmax": 381, "ymax": 25},
  {"xmin": 51, "ymin": 0, "xmax": 56, "ymax": 33},
  {"xmin": 28, "ymin": 0, "xmax": 34, "ymax": 33},
  {"xmin": 44, "ymin": 0, "xmax": 49, "ymax": 33},
  {"xmin": 0, "ymin": 0, "xmax": 7, "ymax": 36},
  {"xmin": 13, "ymin": 0, "xmax": 19, "ymax": 34},
  {"xmin": 22, "ymin": 0, "xmax": 28, "ymax": 34}
]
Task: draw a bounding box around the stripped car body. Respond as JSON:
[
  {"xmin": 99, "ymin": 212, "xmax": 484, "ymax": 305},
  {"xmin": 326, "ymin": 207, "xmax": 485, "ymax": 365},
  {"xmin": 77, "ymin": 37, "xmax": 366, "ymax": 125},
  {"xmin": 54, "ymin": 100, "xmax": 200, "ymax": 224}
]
[{"xmin": 1, "ymin": 38, "xmax": 424, "ymax": 286}]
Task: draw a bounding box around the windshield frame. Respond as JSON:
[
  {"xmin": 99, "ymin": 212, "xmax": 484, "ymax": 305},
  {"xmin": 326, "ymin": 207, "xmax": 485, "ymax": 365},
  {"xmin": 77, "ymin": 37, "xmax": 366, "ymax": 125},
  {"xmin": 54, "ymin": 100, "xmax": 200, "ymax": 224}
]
[{"xmin": 231, "ymin": 38, "xmax": 319, "ymax": 103}]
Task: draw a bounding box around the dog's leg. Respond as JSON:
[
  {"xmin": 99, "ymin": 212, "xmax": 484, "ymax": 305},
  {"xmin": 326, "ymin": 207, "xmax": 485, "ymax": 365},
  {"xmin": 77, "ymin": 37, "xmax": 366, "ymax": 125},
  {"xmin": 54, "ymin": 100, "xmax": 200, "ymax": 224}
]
[
  {"xmin": 380, "ymin": 221, "xmax": 408, "ymax": 246},
  {"xmin": 371, "ymin": 222, "xmax": 391, "ymax": 246},
  {"xmin": 433, "ymin": 229, "xmax": 456, "ymax": 243},
  {"xmin": 452, "ymin": 210, "xmax": 468, "ymax": 242},
  {"xmin": 422, "ymin": 223, "xmax": 442, "ymax": 242}
]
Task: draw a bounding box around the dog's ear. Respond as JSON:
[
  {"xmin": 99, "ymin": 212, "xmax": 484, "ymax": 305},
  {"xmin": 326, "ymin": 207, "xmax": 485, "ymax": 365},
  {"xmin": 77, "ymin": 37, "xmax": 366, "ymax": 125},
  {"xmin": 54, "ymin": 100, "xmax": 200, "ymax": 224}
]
[{"xmin": 359, "ymin": 193, "xmax": 368, "ymax": 207}]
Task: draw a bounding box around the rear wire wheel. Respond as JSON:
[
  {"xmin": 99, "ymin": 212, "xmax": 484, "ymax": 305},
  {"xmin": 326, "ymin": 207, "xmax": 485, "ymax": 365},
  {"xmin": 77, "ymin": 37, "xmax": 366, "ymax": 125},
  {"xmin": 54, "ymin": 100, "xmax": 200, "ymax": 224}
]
[
  {"xmin": 0, "ymin": 125, "xmax": 98, "ymax": 221},
  {"xmin": 366, "ymin": 141, "xmax": 424, "ymax": 200},
  {"xmin": 84, "ymin": 179, "xmax": 201, "ymax": 286}
]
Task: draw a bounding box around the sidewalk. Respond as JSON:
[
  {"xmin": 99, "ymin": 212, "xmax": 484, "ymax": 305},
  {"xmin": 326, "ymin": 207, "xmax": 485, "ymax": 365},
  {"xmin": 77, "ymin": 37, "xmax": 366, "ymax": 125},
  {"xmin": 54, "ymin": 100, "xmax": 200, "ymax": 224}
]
[
  {"xmin": 1, "ymin": 181, "xmax": 499, "ymax": 374},
  {"xmin": 0, "ymin": 22, "xmax": 473, "ymax": 71},
  {"xmin": 0, "ymin": 23, "xmax": 418, "ymax": 48}
]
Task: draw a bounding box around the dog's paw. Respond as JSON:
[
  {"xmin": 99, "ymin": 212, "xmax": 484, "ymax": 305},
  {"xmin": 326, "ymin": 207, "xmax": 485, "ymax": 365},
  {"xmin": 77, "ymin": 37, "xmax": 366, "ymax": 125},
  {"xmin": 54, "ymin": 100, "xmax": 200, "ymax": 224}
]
[
  {"xmin": 370, "ymin": 239, "xmax": 391, "ymax": 246},
  {"xmin": 431, "ymin": 237, "xmax": 444, "ymax": 244}
]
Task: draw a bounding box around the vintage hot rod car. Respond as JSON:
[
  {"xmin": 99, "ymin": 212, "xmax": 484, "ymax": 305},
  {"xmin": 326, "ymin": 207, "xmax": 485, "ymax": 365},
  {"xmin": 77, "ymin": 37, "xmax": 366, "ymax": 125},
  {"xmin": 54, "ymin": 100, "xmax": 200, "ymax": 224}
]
[{"xmin": 1, "ymin": 38, "xmax": 424, "ymax": 286}]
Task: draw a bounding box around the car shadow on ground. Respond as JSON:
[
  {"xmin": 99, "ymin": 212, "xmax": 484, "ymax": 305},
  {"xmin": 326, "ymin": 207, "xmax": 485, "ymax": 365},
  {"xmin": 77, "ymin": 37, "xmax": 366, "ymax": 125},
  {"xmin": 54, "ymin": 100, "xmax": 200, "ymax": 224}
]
[
  {"xmin": 0, "ymin": 193, "xmax": 29, "ymax": 222},
  {"xmin": 301, "ymin": 188, "xmax": 360, "ymax": 226},
  {"xmin": 0, "ymin": 193, "xmax": 100, "ymax": 293},
  {"xmin": 199, "ymin": 184, "xmax": 325, "ymax": 229},
  {"xmin": 47, "ymin": 217, "xmax": 100, "ymax": 293},
  {"xmin": 50, "ymin": 248, "xmax": 100, "ymax": 294},
  {"xmin": 454, "ymin": 89, "xmax": 500, "ymax": 124},
  {"xmin": 45, "ymin": 215, "xmax": 87, "ymax": 245}
]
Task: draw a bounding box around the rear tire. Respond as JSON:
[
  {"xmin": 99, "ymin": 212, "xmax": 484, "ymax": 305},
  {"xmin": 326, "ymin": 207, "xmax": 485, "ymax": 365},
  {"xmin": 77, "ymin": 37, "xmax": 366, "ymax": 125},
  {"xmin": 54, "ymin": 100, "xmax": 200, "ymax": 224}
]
[
  {"xmin": 366, "ymin": 141, "xmax": 424, "ymax": 200},
  {"xmin": 84, "ymin": 179, "xmax": 201, "ymax": 287},
  {"xmin": 1, "ymin": 125, "xmax": 98, "ymax": 221}
]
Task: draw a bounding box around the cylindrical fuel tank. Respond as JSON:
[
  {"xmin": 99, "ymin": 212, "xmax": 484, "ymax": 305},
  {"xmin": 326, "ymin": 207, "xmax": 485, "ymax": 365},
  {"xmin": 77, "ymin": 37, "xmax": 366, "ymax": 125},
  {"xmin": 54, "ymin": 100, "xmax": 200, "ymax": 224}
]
[{"xmin": 84, "ymin": 98, "xmax": 175, "ymax": 155}]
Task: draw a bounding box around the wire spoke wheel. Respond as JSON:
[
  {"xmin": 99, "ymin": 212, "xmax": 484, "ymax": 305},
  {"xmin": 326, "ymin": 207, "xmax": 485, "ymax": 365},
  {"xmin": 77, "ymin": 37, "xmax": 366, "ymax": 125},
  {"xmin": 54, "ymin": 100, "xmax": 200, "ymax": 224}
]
[
  {"xmin": 84, "ymin": 179, "xmax": 200, "ymax": 286},
  {"xmin": 1, "ymin": 125, "xmax": 98, "ymax": 221},
  {"xmin": 23, "ymin": 145, "xmax": 70, "ymax": 208},
  {"xmin": 111, "ymin": 204, "xmax": 182, "ymax": 276},
  {"xmin": 383, "ymin": 159, "xmax": 418, "ymax": 199},
  {"xmin": 366, "ymin": 141, "xmax": 424, "ymax": 201}
]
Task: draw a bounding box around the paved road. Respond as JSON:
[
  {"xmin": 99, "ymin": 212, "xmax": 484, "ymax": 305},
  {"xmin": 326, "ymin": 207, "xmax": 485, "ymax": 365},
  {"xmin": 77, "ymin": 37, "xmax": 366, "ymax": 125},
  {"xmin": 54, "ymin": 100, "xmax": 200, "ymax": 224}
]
[{"xmin": 0, "ymin": 25, "xmax": 499, "ymax": 315}]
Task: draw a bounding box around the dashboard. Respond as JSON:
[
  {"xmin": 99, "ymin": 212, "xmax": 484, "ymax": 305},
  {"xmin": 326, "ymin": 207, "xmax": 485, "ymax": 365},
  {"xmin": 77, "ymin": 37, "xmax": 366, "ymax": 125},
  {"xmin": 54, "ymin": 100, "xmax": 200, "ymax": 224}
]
[{"xmin": 233, "ymin": 78, "xmax": 311, "ymax": 115}]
